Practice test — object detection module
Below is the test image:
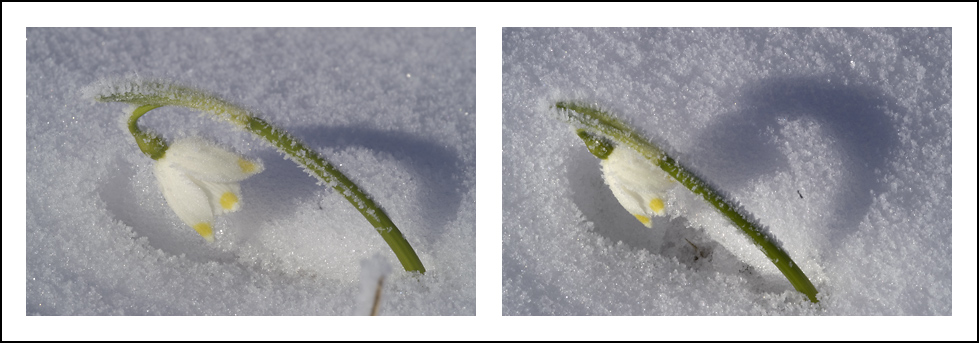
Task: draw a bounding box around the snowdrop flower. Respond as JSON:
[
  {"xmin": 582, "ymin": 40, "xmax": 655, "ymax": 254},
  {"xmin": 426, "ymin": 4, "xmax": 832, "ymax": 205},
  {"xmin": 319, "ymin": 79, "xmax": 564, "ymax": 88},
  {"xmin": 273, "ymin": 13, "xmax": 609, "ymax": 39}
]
[
  {"xmin": 600, "ymin": 144, "xmax": 674, "ymax": 228},
  {"xmin": 97, "ymin": 80, "xmax": 426, "ymax": 273},
  {"xmin": 153, "ymin": 137, "xmax": 264, "ymax": 242}
]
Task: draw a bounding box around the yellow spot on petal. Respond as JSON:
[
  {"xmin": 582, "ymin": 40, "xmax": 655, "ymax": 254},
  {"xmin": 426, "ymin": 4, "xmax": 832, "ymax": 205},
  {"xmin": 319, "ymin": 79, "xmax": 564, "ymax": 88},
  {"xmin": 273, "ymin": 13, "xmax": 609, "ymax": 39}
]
[
  {"xmin": 649, "ymin": 198, "xmax": 665, "ymax": 215},
  {"xmin": 238, "ymin": 158, "xmax": 257, "ymax": 173},
  {"xmin": 634, "ymin": 214, "xmax": 651, "ymax": 226},
  {"xmin": 220, "ymin": 192, "xmax": 239, "ymax": 210},
  {"xmin": 192, "ymin": 222, "xmax": 214, "ymax": 242}
]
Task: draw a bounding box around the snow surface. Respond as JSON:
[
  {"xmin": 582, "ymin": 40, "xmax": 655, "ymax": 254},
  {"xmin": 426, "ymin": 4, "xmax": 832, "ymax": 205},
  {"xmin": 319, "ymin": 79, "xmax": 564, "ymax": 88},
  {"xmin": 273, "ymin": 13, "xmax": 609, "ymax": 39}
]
[
  {"xmin": 25, "ymin": 28, "xmax": 475, "ymax": 316},
  {"xmin": 6, "ymin": 2, "xmax": 978, "ymax": 341},
  {"xmin": 504, "ymin": 27, "xmax": 953, "ymax": 315}
]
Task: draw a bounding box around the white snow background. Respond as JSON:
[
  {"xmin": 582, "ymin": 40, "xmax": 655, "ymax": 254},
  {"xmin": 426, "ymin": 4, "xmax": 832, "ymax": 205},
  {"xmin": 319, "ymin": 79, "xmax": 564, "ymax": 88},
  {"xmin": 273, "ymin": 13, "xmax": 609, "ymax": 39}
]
[
  {"xmin": 25, "ymin": 27, "xmax": 475, "ymax": 316},
  {"xmin": 5, "ymin": 2, "xmax": 978, "ymax": 341},
  {"xmin": 504, "ymin": 27, "xmax": 956, "ymax": 315}
]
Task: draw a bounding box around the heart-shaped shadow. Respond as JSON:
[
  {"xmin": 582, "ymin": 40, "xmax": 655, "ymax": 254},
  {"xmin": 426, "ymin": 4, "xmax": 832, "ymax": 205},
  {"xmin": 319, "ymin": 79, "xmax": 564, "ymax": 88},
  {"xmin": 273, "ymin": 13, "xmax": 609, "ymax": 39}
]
[
  {"xmin": 567, "ymin": 76, "xmax": 902, "ymax": 297},
  {"xmin": 691, "ymin": 76, "xmax": 900, "ymax": 249}
]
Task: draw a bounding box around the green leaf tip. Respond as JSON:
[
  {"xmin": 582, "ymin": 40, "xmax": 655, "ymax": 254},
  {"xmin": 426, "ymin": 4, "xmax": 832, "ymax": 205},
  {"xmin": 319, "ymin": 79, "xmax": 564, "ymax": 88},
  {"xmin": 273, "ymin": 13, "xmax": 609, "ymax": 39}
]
[
  {"xmin": 576, "ymin": 129, "xmax": 615, "ymax": 159},
  {"xmin": 128, "ymin": 104, "xmax": 169, "ymax": 160}
]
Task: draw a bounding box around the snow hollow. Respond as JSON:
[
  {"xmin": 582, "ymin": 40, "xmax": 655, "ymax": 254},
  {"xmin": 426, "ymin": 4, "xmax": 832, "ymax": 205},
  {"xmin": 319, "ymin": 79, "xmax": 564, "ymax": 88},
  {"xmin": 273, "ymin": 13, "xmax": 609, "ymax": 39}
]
[
  {"xmin": 503, "ymin": 27, "xmax": 952, "ymax": 315},
  {"xmin": 27, "ymin": 28, "xmax": 476, "ymax": 316}
]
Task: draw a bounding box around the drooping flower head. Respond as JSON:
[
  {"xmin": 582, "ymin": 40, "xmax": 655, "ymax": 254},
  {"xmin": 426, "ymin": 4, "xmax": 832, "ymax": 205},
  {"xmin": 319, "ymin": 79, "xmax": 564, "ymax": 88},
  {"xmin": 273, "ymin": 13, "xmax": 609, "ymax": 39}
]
[
  {"xmin": 95, "ymin": 79, "xmax": 426, "ymax": 273},
  {"xmin": 599, "ymin": 143, "xmax": 674, "ymax": 228},
  {"xmin": 153, "ymin": 137, "xmax": 264, "ymax": 242}
]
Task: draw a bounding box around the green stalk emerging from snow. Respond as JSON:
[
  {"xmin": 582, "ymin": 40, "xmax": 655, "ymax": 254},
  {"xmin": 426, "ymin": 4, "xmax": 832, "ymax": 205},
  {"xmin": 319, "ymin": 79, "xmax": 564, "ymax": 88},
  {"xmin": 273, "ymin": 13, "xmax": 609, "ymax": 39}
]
[
  {"xmin": 96, "ymin": 79, "xmax": 425, "ymax": 274},
  {"xmin": 556, "ymin": 101, "xmax": 818, "ymax": 303}
]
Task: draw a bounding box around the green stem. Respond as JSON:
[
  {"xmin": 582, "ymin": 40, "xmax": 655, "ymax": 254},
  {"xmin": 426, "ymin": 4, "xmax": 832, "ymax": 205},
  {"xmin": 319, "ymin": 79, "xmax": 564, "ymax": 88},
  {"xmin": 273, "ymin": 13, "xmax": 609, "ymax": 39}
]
[
  {"xmin": 556, "ymin": 101, "xmax": 818, "ymax": 303},
  {"xmin": 128, "ymin": 104, "xmax": 168, "ymax": 160},
  {"xmin": 97, "ymin": 79, "xmax": 425, "ymax": 274}
]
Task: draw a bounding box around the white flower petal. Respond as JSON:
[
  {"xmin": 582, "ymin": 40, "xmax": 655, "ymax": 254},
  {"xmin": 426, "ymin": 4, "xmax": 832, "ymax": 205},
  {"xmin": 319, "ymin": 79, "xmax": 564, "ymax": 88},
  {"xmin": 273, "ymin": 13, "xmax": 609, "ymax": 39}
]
[
  {"xmin": 166, "ymin": 137, "xmax": 264, "ymax": 183},
  {"xmin": 154, "ymin": 158, "xmax": 215, "ymax": 240},
  {"xmin": 601, "ymin": 145, "xmax": 674, "ymax": 228},
  {"xmin": 191, "ymin": 177, "xmax": 243, "ymax": 216},
  {"xmin": 151, "ymin": 137, "xmax": 264, "ymax": 242}
]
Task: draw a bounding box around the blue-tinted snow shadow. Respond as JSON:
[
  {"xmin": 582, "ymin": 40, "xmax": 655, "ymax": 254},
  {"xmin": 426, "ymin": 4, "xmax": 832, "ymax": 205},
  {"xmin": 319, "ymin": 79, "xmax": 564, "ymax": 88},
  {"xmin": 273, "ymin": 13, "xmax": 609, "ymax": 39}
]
[
  {"xmin": 565, "ymin": 77, "xmax": 903, "ymax": 302},
  {"xmin": 100, "ymin": 126, "xmax": 466, "ymax": 260},
  {"xmin": 692, "ymin": 77, "xmax": 901, "ymax": 249},
  {"xmin": 567, "ymin": 145, "xmax": 774, "ymax": 290},
  {"xmin": 246, "ymin": 125, "xmax": 467, "ymax": 245},
  {"xmin": 99, "ymin": 157, "xmax": 239, "ymax": 262},
  {"xmin": 568, "ymin": 147, "xmax": 673, "ymax": 253}
]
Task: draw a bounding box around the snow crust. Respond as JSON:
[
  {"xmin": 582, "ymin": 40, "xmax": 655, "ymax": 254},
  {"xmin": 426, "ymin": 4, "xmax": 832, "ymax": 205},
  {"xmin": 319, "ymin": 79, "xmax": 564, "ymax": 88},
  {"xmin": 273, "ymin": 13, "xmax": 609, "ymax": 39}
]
[
  {"xmin": 25, "ymin": 28, "xmax": 475, "ymax": 316},
  {"xmin": 504, "ymin": 27, "xmax": 953, "ymax": 315}
]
